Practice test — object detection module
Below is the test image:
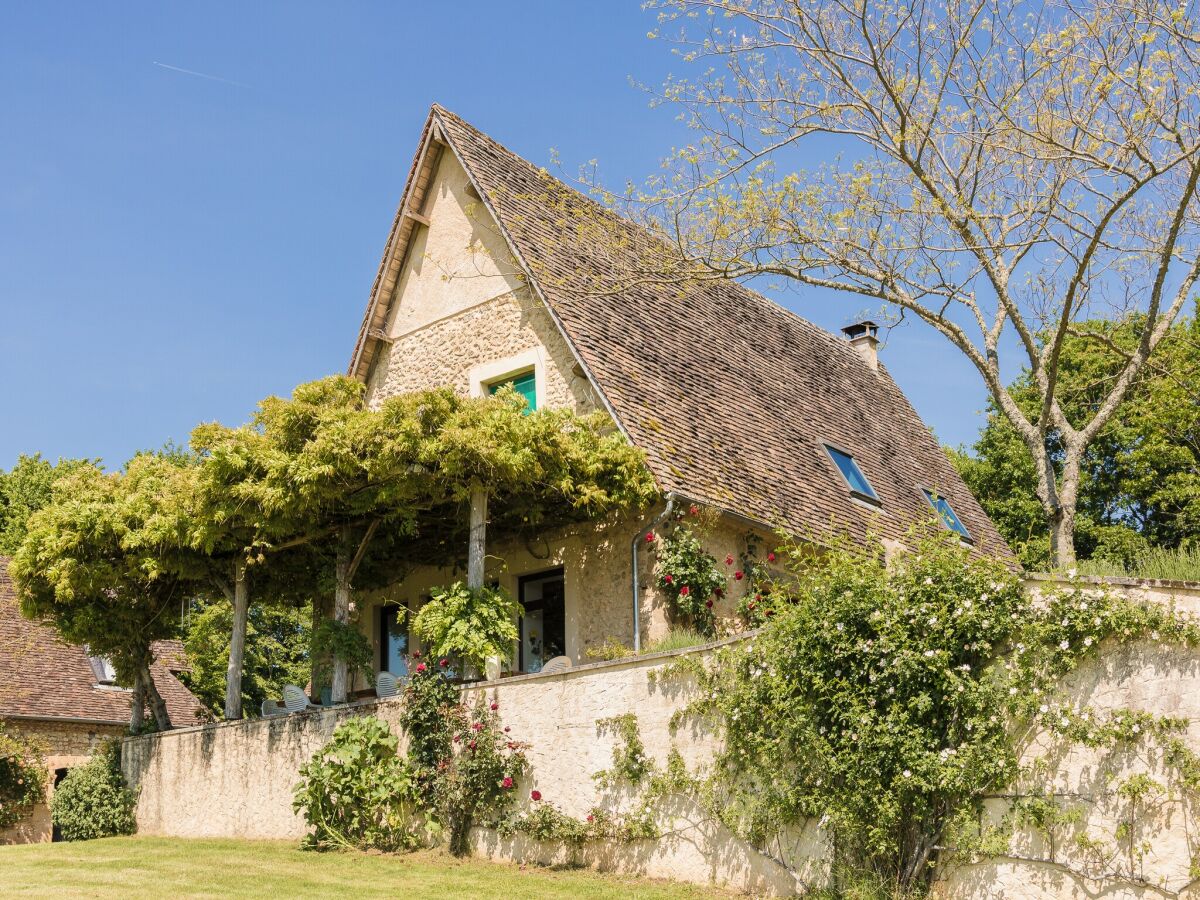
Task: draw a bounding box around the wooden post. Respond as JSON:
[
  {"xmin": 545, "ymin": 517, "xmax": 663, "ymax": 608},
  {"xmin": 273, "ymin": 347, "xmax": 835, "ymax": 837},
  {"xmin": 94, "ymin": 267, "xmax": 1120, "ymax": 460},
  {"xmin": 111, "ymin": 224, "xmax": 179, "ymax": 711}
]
[
  {"xmin": 223, "ymin": 559, "xmax": 249, "ymax": 720},
  {"xmin": 468, "ymin": 488, "xmax": 487, "ymax": 590},
  {"xmin": 331, "ymin": 529, "xmax": 351, "ymax": 703}
]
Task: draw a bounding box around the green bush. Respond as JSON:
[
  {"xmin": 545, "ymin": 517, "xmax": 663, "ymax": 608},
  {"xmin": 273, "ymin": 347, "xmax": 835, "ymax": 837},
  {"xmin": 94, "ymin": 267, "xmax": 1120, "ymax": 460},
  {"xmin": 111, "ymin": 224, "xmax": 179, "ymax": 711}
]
[
  {"xmin": 0, "ymin": 725, "xmax": 47, "ymax": 830},
  {"xmin": 411, "ymin": 582, "xmax": 522, "ymax": 675},
  {"xmin": 51, "ymin": 742, "xmax": 136, "ymax": 841},
  {"xmin": 293, "ymin": 716, "xmax": 424, "ymax": 852}
]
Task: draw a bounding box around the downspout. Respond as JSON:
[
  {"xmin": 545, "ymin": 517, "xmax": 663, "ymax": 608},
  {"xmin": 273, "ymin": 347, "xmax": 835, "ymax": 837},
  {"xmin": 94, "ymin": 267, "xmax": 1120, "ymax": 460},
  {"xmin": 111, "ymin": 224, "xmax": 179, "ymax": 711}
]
[{"xmin": 631, "ymin": 494, "xmax": 678, "ymax": 653}]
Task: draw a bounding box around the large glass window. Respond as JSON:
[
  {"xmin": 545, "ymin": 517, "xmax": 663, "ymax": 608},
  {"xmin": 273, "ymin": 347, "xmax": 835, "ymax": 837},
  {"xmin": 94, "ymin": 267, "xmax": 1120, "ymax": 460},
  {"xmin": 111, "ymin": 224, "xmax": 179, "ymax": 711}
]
[
  {"xmin": 380, "ymin": 605, "xmax": 409, "ymax": 677},
  {"xmin": 519, "ymin": 569, "xmax": 565, "ymax": 673},
  {"xmin": 489, "ymin": 369, "xmax": 536, "ymax": 413},
  {"xmin": 823, "ymin": 444, "xmax": 880, "ymax": 503},
  {"xmin": 923, "ymin": 489, "xmax": 971, "ymax": 540}
]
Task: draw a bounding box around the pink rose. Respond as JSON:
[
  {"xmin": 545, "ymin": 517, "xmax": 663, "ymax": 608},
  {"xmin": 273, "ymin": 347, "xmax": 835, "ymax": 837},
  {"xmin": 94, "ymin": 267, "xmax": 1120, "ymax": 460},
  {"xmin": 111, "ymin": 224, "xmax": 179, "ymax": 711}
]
[
  {"xmin": 679, "ymin": 585, "xmax": 690, "ymax": 596},
  {"xmin": 645, "ymin": 532, "xmax": 656, "ymax": 543},
  {"xmin": 416, "ymin": 662, "xmax": 427, "ymax": 673},
  {"xmin": 502, "ymin": 777, "xmax": 514, "ymax": 789}
]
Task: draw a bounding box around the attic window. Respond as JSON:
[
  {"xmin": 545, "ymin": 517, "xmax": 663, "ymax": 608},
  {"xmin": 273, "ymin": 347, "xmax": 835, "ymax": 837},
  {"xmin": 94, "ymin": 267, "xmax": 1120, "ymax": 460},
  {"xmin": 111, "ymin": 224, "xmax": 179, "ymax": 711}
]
[
  {"xmin": 823, "ymin": 444, "xmax": 880, "ymax": 505},
  {"xmin": 922, "ymin": 488, "xmax": 971, "ymax": 541},
  {"xmin": 489, "ymin": 369, "xmax": 537, "ymax": 413},
  {"xmin": 88, "ymin": 654, "xmax": 118, "ymax": 686}
]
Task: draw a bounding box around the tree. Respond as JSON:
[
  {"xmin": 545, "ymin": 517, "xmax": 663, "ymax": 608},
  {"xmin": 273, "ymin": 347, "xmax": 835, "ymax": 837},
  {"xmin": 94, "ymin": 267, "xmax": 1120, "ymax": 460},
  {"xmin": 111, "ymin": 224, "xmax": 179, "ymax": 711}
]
[
  {"xmin": 10, "ymin": 463, "xmax": 185, "ymax": 731},
  {"xmin": 0, "ymin": 454, "xmax": 91, "ymax": 556},
  {"xmin": 952, "ymin": 306, "xmax": 1200, "ymax": 567},
  {"xmin": 615, "ymin": 0, "xmax": 1200, "ymax": 565}
]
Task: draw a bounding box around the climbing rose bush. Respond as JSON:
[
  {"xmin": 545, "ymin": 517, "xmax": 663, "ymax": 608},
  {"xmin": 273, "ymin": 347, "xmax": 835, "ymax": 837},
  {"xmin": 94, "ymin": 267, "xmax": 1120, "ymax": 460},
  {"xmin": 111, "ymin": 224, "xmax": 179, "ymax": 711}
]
[{"xmin": 0, "ymin": 724, "xmax": 46, "ymax": 830}]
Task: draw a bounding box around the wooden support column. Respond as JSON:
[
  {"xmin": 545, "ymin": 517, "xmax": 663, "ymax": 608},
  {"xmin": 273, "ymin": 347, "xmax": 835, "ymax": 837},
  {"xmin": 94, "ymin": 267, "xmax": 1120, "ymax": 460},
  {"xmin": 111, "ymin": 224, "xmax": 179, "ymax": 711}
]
[
  {"xmin": 467, "ymin": 488, "xmax": 488, "ymax": 590},
  {"xmin": 224, "ymin": 559, "xmax": 249, "ymax": 720}
]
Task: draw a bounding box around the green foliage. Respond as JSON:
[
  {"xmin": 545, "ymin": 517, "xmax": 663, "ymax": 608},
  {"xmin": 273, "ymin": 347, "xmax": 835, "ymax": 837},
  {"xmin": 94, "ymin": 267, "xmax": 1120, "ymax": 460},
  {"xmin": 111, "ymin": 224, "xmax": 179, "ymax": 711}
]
[
  {"xmin": 412, "ymin": 582, "xmax": 522, "ymax": 675},
  {"xmin": 293, "ymin": 716, "xmax": 426, "ymax": 852},
  {"xmin": 594, "ymin": 714, "xmax": 652, "ymax": 788},
  {"xmin": 653, "ymin": 519, "xmax": 726, "ymax": 636},
  {"xmin": 392, "ymin": 661, "xmax": 529, "ymax": 855},
  {"xmin": 645, "ymin": 628, "xmax": 712, "ymax": 655},
  {"xmin": 310, "ymin": 619, "xmax": 375, "ymax": 688},
  {"xmin": 1072, "ymin": 545, "xmax": 1200, "ymax": 583},
  {"xmin": 0, "ymin": 724, "xmax": 46, "ymax": 830},
  {"xmin": 0, "ymin": 454, "xmax": 92, "ymax": 557},
  {"xmin": 181, "ymin": 595, "xmax": 310, "ymax": 717},
  {"xmin": 953, "ymin": 308, "xmax": 1200, "ymax": 568},
  {"xmin": 584, "ymin": 637, "xmax": 635, "ymax": 661},
  {"xmin": 671, "ymin": 525, "xmax": 1200, "ymax": 893},
  {"xmin": 50, "ymin": 742, "xmax": 136, "ymax": 842}
]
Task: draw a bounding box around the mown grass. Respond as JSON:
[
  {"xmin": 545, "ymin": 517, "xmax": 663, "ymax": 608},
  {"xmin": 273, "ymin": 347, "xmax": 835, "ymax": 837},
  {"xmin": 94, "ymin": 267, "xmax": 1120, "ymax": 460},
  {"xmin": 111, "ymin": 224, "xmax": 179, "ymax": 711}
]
[
  {"xmin": 1071, "ymin": 545, "xmax": 1200, "ymax": 583},
  {"xmin": 0, "ymin": 836, "xmax": 730, "ymax": 899}
]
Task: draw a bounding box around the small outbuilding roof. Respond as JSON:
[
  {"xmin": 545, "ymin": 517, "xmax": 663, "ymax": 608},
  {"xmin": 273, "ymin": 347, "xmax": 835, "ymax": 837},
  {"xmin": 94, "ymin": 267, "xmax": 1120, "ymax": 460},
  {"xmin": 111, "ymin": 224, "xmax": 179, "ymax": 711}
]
[{"xmin": 0, "ymin": 559, "xmax": 204, "ymax": 727}]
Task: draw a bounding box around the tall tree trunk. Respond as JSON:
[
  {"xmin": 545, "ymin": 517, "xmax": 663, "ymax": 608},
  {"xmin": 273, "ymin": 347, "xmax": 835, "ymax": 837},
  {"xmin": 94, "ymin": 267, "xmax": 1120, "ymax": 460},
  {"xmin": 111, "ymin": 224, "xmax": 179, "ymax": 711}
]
[
  {"xmin": 141, "ymin": 665, "xmax": 172, "ymax": 731},
  {"xmin": 129, "ymin": 669, "xmax": 146, "ymax": 733},
  {"xmin": 468, "ymin": 488, "xmax": 488, "ymax": 591},
  {"xmin": 224, "ymin": 559, "xmax": 249, "ymax": 720},
  {"xmin": 331, "ymin": 528, "xmax": 352, "ymax": 704},
  {"xmin": 1029, "ymin": 434, "xmax": 1079, "ymax": 569}
]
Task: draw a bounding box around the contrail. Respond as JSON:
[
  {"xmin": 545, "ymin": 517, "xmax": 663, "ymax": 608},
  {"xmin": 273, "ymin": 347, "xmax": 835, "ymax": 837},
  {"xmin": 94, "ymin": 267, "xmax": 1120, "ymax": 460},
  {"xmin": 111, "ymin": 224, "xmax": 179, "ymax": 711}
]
[{"xmin": 152, "ymin": 61, "xmax": 246, "ymax": 88}]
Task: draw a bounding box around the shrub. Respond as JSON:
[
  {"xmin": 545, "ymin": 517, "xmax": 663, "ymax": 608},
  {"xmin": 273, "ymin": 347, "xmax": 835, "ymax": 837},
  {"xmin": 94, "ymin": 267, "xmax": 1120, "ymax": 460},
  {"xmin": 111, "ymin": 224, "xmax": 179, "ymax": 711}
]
[
  {"xmin": 412, "ymin": 582, "xmax": 522, "ymax": 675},
  {"xmin": 653, "ymin": 523, "xmax": 726, "ymax": 635},
  {"xmin": 51, "ymin": 742, "xmax": 135, "ymax": 841},
  {"xmin": 310, "ymin": 619, "xmax": 375, "ymax": 690},
  {"xmin": 293, "ymin": 716, "xmax": 424, "ymax": 851},
  {"xmin": 0, "ymin": 725, "xmax": 46, "ymax": 830}
]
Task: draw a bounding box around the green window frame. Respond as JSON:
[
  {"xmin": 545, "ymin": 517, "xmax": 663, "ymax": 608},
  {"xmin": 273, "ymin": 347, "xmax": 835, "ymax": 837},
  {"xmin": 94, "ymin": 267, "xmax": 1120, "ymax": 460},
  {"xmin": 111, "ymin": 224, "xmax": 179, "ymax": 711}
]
[{"xmin": 489, "ymin": 369, "xmax": 536, "ymax": 413}]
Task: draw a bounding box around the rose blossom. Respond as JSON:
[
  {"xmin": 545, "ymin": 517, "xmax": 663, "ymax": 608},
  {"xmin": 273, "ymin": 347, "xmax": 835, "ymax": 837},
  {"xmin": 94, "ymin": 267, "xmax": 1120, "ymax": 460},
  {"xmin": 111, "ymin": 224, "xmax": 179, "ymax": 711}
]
[
  {"xmin": 530, "ymin": 790, "xmax": 542, "ymax": 801},
  {"xmin": 416, "ymin": 663, "xmax": 427, "ymax": 673},
  {"xmin": 734, "ymin": 570, "xmax": 744, "ymax": 580},
  {"xmin": 490, "ymin": 701, "xmax": 499, "ymax": 711},
  {"xmin": 679, "ymin": 585, "xmax": 690, "ymax": 596},
  {"xmin": 502, "ymin": 777, "xmax": 514, "ymax": 789}
]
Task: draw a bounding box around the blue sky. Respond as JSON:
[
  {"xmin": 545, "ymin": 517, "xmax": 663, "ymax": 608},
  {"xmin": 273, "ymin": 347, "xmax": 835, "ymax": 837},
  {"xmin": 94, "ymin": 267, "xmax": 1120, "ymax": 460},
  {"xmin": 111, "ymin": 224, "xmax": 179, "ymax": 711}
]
[{"xmin": 0, "ymin": 2, "xmax": 995, "ymax": 471}]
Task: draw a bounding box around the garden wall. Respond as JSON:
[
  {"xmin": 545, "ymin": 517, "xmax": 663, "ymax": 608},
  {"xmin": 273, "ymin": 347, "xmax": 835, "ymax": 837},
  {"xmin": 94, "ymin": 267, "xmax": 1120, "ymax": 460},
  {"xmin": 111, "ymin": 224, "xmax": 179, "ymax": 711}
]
[{"xmin": 123, "ymin": 576, "xmax": 1200, "ymax": 898}]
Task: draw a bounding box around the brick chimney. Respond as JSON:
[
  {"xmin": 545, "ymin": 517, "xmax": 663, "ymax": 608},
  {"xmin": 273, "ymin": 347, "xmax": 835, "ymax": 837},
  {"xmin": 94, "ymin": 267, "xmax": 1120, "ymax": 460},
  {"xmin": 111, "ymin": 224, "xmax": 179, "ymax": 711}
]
[{"xmin": 841, "ymin": 321, "xmax": 880, "ymax": 371}]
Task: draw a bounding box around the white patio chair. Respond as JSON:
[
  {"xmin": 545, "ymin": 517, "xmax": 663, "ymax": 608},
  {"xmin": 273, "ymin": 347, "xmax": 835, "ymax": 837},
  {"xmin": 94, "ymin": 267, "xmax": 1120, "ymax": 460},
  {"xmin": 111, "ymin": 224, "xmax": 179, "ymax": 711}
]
[
  {"xmin": 282, "ymin": 684, "xmax": 320, "ymax": 713},
  {"xmin": 539, "ymin": 655, "xmax": 572, "ymax": 675},
  {"xmin": 260, "ymin": 698, "xmax": 287, "ymax": 718},
  {"xmin": 375, "ymin": 671, "xmax": 400, "ymax": 699}
]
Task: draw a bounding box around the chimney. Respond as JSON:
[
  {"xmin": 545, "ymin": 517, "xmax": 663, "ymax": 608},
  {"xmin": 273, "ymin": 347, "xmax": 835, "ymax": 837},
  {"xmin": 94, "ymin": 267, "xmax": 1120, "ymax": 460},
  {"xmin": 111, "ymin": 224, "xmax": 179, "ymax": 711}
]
[{"xmin": 841, "ymin": 321, "xmax": 880, "ymax": 371}]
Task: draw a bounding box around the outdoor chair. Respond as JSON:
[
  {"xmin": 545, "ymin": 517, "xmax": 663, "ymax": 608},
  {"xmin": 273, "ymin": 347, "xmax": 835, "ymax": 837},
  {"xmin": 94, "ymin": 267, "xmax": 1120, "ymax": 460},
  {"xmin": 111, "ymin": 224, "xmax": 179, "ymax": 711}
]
[
  {"xmin": 282, "ymin": 684, "xmax": 321, "ymax": 713},
  {"xmin": 261, "ymin": 698, "xmax": 287, "ymax": 718},
  {"xmin": 375, "ymin": 671, "xmax": 400, "ymax": 699},
  {"xmin": 539, "ymin": 655, "xmax": 572, "ymax": 675}
]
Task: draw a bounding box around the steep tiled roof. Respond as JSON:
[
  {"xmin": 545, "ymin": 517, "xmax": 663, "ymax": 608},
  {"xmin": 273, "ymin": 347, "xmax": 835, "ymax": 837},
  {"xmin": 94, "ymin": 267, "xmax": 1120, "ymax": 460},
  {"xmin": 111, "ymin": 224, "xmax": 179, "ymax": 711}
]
[
  {"xmin": 0, "ymin": 559, "xmax": 204, "ymax": 726},
  {"xmin": 353, "ymin": 106, "xmax": 1014, "ymax": 560}
]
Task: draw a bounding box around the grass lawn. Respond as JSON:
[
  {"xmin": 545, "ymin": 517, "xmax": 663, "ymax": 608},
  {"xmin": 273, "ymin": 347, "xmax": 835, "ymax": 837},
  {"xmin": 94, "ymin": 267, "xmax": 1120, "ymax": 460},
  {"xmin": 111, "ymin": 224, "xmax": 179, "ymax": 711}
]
[{"xmin": 0, "ymin": 836, "xmax": 732, "ymax": 899}]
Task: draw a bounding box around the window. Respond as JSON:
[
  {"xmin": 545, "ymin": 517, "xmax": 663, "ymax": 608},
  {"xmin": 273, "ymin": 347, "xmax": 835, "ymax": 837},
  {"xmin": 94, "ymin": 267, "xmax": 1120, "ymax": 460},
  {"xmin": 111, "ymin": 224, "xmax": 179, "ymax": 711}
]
[
  {"xmin": 87, "ymin": 655, "xmax": 118, "ymax": 685},
  {"xmin": 823, "ymin": 444, "xmax": 880, "ymax": 503},
  {"xmin": 519, "ymin": 569, "xmax": 565, "ymax": 673},
  {"xmin": 923, "ymin": 489, "xmax": 971, "ymax": 541},
  {"xmin": 488, "ymin": 369, "xmax": 536, "ymax": 413},
  {"xmin": 379, "ymin": 604, "xmax": 409, "ymax": 677}
]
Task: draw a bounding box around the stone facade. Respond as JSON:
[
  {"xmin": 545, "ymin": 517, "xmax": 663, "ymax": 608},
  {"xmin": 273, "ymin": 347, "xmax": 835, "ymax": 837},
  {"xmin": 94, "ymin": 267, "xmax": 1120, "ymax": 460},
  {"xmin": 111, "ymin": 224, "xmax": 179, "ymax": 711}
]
[
  {"xmin": 0, "ymin": 717, "xmax": 124, "ymax": 844},
  {"xmin": 352, "ymin": 147, "xmax": 769, "ymax": 671}
]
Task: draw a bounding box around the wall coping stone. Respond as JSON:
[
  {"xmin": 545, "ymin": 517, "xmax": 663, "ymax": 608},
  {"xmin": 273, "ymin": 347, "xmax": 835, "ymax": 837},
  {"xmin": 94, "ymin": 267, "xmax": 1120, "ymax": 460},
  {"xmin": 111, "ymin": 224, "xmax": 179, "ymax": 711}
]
[{"xmin": 1026, "ymin": 571, "xmax": 1200, "ymax": 592}]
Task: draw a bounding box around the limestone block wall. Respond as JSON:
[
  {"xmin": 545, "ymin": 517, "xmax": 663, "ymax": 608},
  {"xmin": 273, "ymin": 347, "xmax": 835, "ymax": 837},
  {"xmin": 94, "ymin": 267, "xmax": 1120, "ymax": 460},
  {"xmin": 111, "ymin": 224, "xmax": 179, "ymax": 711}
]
[{"xmin": 0, "ymin": 717, "xmax": 123, "ymax": 844}]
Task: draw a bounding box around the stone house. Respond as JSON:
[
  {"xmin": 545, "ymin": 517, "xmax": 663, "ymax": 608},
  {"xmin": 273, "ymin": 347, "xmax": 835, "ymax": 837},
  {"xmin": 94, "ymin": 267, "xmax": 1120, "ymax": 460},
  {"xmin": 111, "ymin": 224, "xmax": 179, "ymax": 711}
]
[
  {"xmin": 348, "ymin": 105, "xmax": 1013, "ymax": 678},
  {"xmin": 0, "ymin": 559, "xmax": 203, "ymax": 843}
]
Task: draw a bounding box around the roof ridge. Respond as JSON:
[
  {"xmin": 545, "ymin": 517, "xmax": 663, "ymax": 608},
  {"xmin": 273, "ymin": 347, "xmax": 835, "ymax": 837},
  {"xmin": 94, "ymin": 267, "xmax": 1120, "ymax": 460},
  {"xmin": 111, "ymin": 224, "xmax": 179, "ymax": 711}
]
[{"xmin": 429, "ymin": 105, "xmax": 875, "ymax": 369}]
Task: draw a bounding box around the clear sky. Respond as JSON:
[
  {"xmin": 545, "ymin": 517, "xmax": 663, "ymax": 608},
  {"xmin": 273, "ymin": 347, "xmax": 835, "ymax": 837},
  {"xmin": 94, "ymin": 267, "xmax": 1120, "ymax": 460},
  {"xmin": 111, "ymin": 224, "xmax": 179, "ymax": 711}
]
[{"xmin": 0, "ymin": 2, "xmax": 996, "ymax": 472}]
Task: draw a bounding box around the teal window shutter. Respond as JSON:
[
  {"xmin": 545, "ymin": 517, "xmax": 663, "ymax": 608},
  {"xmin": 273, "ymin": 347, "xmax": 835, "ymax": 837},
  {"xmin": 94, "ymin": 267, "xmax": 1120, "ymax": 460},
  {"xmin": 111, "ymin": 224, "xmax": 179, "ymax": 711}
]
[{"xmin": 489, "ymin": 369, "xmax": 537, "ymax": 413}]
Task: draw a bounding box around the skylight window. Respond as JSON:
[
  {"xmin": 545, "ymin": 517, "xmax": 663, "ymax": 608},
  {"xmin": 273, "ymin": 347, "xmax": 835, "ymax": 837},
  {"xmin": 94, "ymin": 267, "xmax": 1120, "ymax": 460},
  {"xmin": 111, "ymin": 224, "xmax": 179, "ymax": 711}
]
[
  {"xmin": 88, "ymin": 654, "xmax": 118, "ymax": 686},
  {"xmin": 823, "ymin": 444, "xmax": 880, "ymax": 504},
  {"xmin": 923, "ymin": 488, "xmax": 971, "ymax": 541}
]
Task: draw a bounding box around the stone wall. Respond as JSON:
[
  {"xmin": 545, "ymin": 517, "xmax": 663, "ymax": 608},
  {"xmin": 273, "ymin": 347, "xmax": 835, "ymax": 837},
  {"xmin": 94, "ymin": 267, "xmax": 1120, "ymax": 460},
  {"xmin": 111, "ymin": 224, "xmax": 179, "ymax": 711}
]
[
  {"xmin": 123, "ymin": 640, "xmax": 812, "ymax": 895},
  {"xmin": 0, "ymin": 717, "xmax": 123, "ymax": 844},
  {"xmin": 124, "ymin": 576, "xmax": 1200, "ymax": 897}
]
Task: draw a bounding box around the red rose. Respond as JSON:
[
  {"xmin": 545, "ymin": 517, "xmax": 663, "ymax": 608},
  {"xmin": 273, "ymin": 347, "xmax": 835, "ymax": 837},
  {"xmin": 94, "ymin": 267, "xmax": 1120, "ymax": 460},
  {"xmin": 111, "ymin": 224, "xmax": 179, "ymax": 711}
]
[
  {"xmin": 748, "ymin": 601, "xmax": 757, "ymax": 611},
  {"xmin": 439, "ymin": 658, "xmax": 449, "ymax": 667},
  {"xmin": 453, "ymin": 734, "xmax": 461, "ymax": 743},
  {"xmin": 715, "ymin": 588, "xmax": 724, "ymax": 598},
  {"xmin": 767, "ymin": 552, "xmax": 776, "ymax": 563},
  {"xmin": 412, "ymin": 650, "xmax": 421, "ymax": 658},
  {"xmin": 587, "ymin": 814, "xmax": 595, "ymax": 823},
  {"xmin": 645, "ymin": 532, "xmax": 656, "ymax": 543},
  {"xmin": 664, "ymin": 574, "xmax": 674, "ymax": 585},
  {"xmin": 725, "ymin": 555, "xmax": 734, "ymax": 566},
  {"xmin": 679, "ymin": 585, "xmax": 690, "ymax": 596},
  {"xmin": 530, "ymin": 790, "xmax": 542, "ymax": 801},
  {"xmin": 504, "ymin": 726, "xmax": 511, "ymax": 733},
  {"xmin": 502, "ymin": 777, "xmax": 514, "ymax": 789},
  {"xmin": 468, "ymin": 739, "xmax": 477, "ymax": 750},
  {"xmin": 705, "ymin": 599, "xmax": 713, "ymax": 608},
  {"xmin": 416, "ymin": 662, "xmax": 427, "ymax": 673},
  {"xmin": 472, "ymin": 722, "xmax": 483, "ymax": 732},
  {"xmin": 734, "ymin": 570, "xmax": 745, "ymax": 580},
  {"xmin": 490, "ymin": 701, "xmax": 499, "ymax": 711},
  {"xmin": 689, "ymin": 504, "xmax": 699, "ymax": 516}
]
